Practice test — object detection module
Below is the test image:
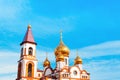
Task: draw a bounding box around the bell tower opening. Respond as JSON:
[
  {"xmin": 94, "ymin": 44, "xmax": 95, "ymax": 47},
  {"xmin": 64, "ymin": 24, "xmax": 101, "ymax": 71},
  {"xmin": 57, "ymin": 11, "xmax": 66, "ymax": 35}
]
[
  {"xmin": 21, "ymin": 48, "xmax": 23, "ymax": 57},
  {"xmin": 28, "ymin": 63, "xmax": 32, "ymax": 77},
  {"xmin": 28, "ymin": 47, "xmax": 33, "ymax": 55}
]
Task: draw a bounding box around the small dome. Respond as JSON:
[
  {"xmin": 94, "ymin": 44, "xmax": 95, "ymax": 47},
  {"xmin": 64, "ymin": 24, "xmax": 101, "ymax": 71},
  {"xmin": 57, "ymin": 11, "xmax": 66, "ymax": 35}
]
[
  {"xmin": 43, "ymin": 58, "xmax": 50, "ymax": 67},
  {"xmin": 74, "ymin": 56, "xmax": 82, "ymax": 65},
  {"xmin": 56, "ymin": 52, "xmax": 64, "ymax": 62},
  {"xmin": 55, "ymin": 41, "xmax": 70, "ymax": 57}
]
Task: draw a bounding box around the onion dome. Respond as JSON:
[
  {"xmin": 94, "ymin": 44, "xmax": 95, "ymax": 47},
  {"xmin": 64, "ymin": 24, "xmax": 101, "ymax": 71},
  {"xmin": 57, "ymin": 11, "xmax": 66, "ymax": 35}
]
[
  {"xmin": 74, "ymin": 56, "xmax": 82, "ymax": 65},
  {"xmin": 74, "ymin": 50, "xmax": 82, "ymax": 65},
  {"xmin": 56, "ymin": 52, "xmax": 64, "ymax": 62},
  {"xmin": 43, "ymin": 58, "xmax": 50, "ymax": 67},
  {"xmin": 55, "ymin": 31, "xmax": 70, "ymax": 57}
]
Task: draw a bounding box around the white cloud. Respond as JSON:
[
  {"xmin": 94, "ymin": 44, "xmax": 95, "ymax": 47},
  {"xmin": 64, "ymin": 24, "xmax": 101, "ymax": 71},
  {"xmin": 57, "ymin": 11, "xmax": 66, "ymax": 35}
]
[
  {"xmin": 83, "ymin": 59, "xmax": 120, "ymax": 80},
  {"xmin": 0, "ymin": 74, "xmax": 16, "ymax": 80},
  {"xmin": 0, "ymin": 0, "xmax": 76, "ymax": 36},
  {"xmin": 70, "ymin": 40, "xmax": 120, "ymax": 58},
  {"xmin": 0, "ymin": 0, "xmax": 30, "ymax": 20},
  {"xmin": 31, "ymin": 16, "xmax": 75, "ymax": 34},
  {"xmin": 0, "ymin": 51, "xmax": 18, "ymax": 75},
  {"xmin": 0, "ymin": 40, "xmax": 120, "ymax": 80}
]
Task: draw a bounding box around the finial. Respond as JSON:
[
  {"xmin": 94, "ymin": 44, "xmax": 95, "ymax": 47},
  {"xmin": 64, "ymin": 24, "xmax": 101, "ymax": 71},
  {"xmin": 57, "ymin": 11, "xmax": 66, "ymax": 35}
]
[
  {"xmin": 46, "ymin": 52, "xmax": 48, "ymax": 59},
  {"xmin": 76, "ymin": 49, "xmax": 79, "ymax": 56},
  {"xmin": 28, "ymin": 24, "xmax": 31, "ymax": 29},
  {"xmin": 60, "ymin": 30, "xmax": 63, "ymax": 41}
]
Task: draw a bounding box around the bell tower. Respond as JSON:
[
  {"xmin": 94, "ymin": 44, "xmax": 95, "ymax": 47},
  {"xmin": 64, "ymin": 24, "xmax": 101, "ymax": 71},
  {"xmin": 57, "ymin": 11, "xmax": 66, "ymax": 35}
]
[{"xmin": 16, "ymin": 25, "xmax": 38, "ymax": 80}]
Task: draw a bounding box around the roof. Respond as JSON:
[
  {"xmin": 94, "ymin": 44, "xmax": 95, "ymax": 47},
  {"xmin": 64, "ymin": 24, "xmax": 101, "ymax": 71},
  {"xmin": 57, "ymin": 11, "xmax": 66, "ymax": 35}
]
[
  {"xmin": 20, "ymin": 25, "xmax": 37, "ymax": 45},
  {"xmin": 37, "ymin": 69, "xmax": 43, "ymax": 72}
]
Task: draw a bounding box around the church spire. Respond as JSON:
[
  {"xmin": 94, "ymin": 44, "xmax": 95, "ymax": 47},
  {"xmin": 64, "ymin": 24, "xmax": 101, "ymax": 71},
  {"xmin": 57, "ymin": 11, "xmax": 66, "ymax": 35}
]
[{"xmin": 20, "ymin": 25, "xmax": 37, "ymax": 45}]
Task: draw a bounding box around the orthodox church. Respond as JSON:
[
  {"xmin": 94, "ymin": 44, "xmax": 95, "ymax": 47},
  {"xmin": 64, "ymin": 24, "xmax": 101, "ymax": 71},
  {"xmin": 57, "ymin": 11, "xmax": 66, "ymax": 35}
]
[{"xmin": 16, "ymin": 25, "xmax": 90, "ymax": 80}]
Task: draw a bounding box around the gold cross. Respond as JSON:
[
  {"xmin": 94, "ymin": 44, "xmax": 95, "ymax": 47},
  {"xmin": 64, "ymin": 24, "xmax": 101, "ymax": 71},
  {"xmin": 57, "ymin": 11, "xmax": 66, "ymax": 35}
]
[
  {"xmin": 76, "ymin": 49, "xmax": 79, "ymax": 56},
  {"xmin": 60, "ymin": 30, "xmax": 63, "ymax": 41}
]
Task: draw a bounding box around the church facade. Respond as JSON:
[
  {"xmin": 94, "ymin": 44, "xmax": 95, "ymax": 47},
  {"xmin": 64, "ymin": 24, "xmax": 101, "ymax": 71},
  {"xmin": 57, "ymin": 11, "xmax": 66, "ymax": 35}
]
[{"xmin": 16, "ymin": 25, "xmax": 90, "ymax": 80}]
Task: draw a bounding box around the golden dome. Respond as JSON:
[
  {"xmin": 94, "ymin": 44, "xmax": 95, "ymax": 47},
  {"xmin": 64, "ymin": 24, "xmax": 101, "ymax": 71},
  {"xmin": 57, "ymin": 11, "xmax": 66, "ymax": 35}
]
[
  {"xmin": 74, "ymin": 56, "xmax": 82, "ymax": 65},
  {"xmin": 43, "ymin": 58, "xmax": 50, "ymax": 67},
  {"xmin": 55, "ymin": 31, "xmax": 70, "ymax": 57},
  {"xmin": 56, "ymin": 52, "xmax": 64, "ymax": 62}
]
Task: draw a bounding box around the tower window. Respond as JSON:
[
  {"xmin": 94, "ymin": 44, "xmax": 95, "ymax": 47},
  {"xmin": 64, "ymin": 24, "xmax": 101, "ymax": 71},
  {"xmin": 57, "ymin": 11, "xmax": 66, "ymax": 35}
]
[
  {"xmin": 28, "ymin": 63, "xmax": 32, "ymax": 77},
  {"xmin": 21, "ymin": 48, "xmax": 23, "ymax": 57},
  {"xmin": 65, "ymin": 58, "xmax": 67, "ymax": 65},
  {"xmin": 28, "ymin": 47, "xmax": 33, "ymax": 55},
  {"xmin": 38, "ymin": 74, "xmax": 40, "ymax": 77},
  {"xmin": 17, "ymin": 62, "xmax": 22, "ymax": 78}
]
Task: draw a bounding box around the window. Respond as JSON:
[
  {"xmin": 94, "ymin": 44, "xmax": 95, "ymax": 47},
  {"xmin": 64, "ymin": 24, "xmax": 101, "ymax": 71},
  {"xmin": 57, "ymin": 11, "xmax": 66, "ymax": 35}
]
[
  {"xmin": 28, "ymin": 63, "xmax": 32, "ymax": 77},
  {"xmin": 65, "ymin": 58, "xmax": 67, "ymax": 65},
  {"xmin": 17, "ymin": 62, "xmax": 22, "ymax": 78},
  {"xmin": 21, "ymin": 48, "xmax": 23, "ymax": 57},
  {"xmin": 73, "ymin": 71, "xmax": 77, "ymax": 75},
  {"xmin": 38, "ymin": 74, "xmax": 40, "ymax": 77},
  {"xmin": 82, "ymin": 76, "xmax": 87, "ymax": 79},
  {"xmin": 28, "ymin": 47, "xmax": 33, "ymax": 55}
]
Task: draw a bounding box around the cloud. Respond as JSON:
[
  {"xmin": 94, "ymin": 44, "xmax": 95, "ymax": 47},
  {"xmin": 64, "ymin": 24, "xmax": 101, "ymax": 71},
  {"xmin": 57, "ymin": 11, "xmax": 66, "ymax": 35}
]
[
  {"xmin": 31, "ymin": 16, "xmax": 76, "ymax": 36},
  {"xmin": 83, "ymin": 57, "xmax": 120, "ymax": 80},
  {"xmin": 0, "ymin": 40, "xmax": 120, "ymax": 80},
  {"xmin": 0, "ymin": 51, "xmax": 18, "ymax": 80},
  {"xmin": 0, "ymin": 0, "xmax": 76, "ymax": 35},
  {"xmin": 0, "ymin": 0, "xmax": 30, "ymax": 20},
  {"xmin": 70, "ymin": 40, "xmax": 120, "ymax": 58},
  {"xmin": 0, "ymin": 74, "xmax": 16, "ymax": 80}
]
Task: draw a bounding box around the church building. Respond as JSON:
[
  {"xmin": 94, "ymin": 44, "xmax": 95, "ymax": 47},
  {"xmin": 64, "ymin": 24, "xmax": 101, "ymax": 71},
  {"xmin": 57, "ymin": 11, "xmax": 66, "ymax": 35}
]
[{"xmin": 16, "ymin": 25, "xmax": 90, "ymax": 80}]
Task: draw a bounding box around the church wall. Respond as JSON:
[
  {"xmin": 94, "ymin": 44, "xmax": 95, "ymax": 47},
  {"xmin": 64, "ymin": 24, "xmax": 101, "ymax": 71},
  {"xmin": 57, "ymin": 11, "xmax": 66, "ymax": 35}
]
[
  {"xmin": 70, "ymin": 66, "xmax": 80, "ymax": 78},
  {"xmin": 57, "ymin": 61, "xmax": 65, "ymax": 70}
]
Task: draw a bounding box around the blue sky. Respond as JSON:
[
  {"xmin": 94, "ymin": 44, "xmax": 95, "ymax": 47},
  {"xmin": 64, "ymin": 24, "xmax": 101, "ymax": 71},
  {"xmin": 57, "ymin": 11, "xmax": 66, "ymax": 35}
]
[{"xmin": 0, "ymin": 0, "xmax": 120, "ymax": 80}]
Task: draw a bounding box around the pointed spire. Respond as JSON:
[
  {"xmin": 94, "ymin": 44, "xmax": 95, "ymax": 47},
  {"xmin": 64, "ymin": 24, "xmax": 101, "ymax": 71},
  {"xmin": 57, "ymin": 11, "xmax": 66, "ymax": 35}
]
[{"xmin": 20, "ymin": 25, "xmax": 37, "ymax": 45}]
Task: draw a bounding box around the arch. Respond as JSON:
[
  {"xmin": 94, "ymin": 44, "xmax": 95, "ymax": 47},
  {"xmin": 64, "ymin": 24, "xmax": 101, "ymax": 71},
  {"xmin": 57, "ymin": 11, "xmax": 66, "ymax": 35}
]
[
  {"xmin": 17, "ymin": 62, "xmax": 22, "ymax": 78},
  {"xmin": 21, "ymin": 48, "xmax": 23, "ymax": 57},
  {"xmin": 26, "ymin": 62, "xmax": 34, "ymax": 77},
  {"xmin": 28, "ymin": 63, "xmax": 32, "ymax": 77},
  {"xmin": 28, "ymin": 47, "xmax": 33, "ymax": 55}
]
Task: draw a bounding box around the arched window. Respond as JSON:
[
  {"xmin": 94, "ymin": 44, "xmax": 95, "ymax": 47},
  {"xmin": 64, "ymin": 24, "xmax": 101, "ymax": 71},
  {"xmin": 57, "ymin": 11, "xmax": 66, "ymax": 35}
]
[
  {"xmin": 21, "ymin": 48, "xmax": 23, "ymax": 57},
  {"xmin": 65, "ymin": 58, "xmax": 67, "ymax": 65},
  {"xmin": 17, "ymin": 62, "xmax": 22, "ymax": 78},
  {"xmin": 38, "ymin": 74, "xmax": 40, "ymax": 77},
  {"xmin": 28, "ymin": 63, "xmax": 32, "ymax": 77},
  {"xmin": 28, "ymin": 47, "xmax": 33, "ymax": 55}
]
